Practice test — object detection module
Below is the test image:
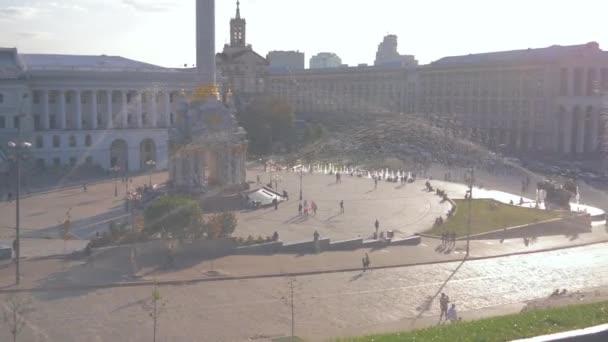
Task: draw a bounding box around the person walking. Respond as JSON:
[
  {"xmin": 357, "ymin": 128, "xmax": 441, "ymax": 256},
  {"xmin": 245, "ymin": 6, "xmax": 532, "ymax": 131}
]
[
  {"xmin": 340, "ymin": 200, "xmax": 344, "ymax": 213},
  {"xmin": 447, "ymin": 304, "xmax": 458, "ymax": 323},
  {"xmin": 439, "ymin": 293, "xmax": 450, "ymax": 322},
  {"xmin": 365, "ymin": 253, "xmax": 371, "ymax": 270},
  {"xmin": 256, "ymin": 175, "xmax": 260, "ymax": 185},
  {"xmin": 374, "ymin": 177, "xmax": 378, "ymax": 189},
  {"xmin": 273, "ymin": 198, "xmax": 278, "ymax": 210},
  {"xmin": 298, "ymin": 202, "xmax": 303, "ymax": 216},
  {"xmin": 450, "ymin": 231, "xmax": 456, "ymax": 246},
  {"xmin": 311, "ymin": 201, "xmax": 318, "ymax": 215}
]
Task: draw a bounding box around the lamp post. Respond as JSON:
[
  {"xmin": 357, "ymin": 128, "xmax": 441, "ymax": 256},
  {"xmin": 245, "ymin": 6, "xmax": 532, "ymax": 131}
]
[
  {"xmin": 8, "ymin": 142, "xmax": 32, "ymax": 286},
  {"xmin": 110, "ymin": 166, "xmax": 120, "ymax": 197},
  {"xmin": 145, "ymin": 160, "xmax": 156, "ymax": 187},
  {"xmin": 466, "ymin": 167, "xmax": 474, "ymax": 257},
  {"xmin": 299, "ymin": 167, "xmax": 303, "ymax": 201}
]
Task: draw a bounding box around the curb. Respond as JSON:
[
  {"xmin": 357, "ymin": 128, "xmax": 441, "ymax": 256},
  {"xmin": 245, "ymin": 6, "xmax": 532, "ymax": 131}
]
[{"xmin": 2, "ymin": 238, "xmax": 608, "ymax": 294}]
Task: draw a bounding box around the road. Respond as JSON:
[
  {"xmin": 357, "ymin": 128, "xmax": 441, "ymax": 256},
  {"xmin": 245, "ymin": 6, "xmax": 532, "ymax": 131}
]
[{"xmin": 3, "ymin": 242, "xmax": 608, "ymax": 342}]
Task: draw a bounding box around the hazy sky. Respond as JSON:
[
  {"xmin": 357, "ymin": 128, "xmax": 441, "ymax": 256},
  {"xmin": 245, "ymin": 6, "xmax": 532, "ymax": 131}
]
[{"xmin": 1, "ymin": 0, "xmax": 606, "ymax": 68}]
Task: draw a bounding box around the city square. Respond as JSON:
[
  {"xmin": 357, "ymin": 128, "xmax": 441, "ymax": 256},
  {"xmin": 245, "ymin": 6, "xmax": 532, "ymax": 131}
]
[{"xmin": 1, "ymin": 0, "xmax": 608, "ymax": 340}]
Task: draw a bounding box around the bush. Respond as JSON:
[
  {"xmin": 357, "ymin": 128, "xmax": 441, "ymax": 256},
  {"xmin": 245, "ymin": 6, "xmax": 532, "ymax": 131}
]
[{"xmin": 144, "ymin": 194, "xmax": 204, "ymax": 241}]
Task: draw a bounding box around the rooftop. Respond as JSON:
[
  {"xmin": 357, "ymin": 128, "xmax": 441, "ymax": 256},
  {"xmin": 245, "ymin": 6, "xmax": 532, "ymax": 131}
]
[
  {"xmin": 431, "ymin": 42, "xmax": 603, "ymax": 67},
  {"xmin": 19, "ymin": 53, "xmax": 168, "ymax": 71}
]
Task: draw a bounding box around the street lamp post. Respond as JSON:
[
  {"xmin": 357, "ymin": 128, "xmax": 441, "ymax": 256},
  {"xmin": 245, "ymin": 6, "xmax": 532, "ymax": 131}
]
[
  {"xmin": 110, "ymin": 166, "xmax": 120, "ymax": 197},
  {"xmin": 466, "ymin": 167, "xmax": 474, "ymax": 257},
  {"xmin": 8, "ymin": 140, "xmax": 31, "ymax": 286},
  {"xmin": 299, "ymin": 168, "xmax": 303, "ymax": 201},
  {"xmin": 145, "ymin": 160, "xmax": 156, "ymax": 187}
]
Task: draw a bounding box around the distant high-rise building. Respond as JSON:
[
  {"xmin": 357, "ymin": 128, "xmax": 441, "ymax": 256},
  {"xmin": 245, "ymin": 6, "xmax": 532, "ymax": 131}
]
[
  {"xmin": 374, "ymin": 35, "xmax": 417, "ymax": 68},
  {"xmin": 267, "ymin": 51, "xmax": 305, "ymax": 72},
  {"xmin": 310, "ymin": 52, "xmax": 342, "ymax": 69}
]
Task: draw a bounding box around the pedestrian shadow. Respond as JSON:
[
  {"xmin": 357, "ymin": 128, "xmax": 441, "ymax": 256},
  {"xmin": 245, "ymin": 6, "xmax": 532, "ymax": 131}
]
[
  {"xmin": 365, "ymin": 189, "xmax": 376, "ymax": 194},
  {"xmin": 413, "ymin": 259, "xmax": 466, "ymax": 321},
  {"xmin": 324, "ymin": 213, "xmax": 342, "ymax": 222},
  {"xmin": 435, "ymin": 243, "xmax": 455, "ymax": 255},
  {"xmin": 349, "ymin": 272, "xmax": 365, "ymax": 282},
  {"xmin": 394, "ymin": 184, "xmax": 407, "ymax": 190}
]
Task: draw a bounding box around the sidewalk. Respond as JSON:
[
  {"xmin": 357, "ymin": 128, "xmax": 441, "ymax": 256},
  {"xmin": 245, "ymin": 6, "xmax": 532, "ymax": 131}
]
[{"xmin": 1, "ymin": 225, "xmax": 606, "ymax": 292}]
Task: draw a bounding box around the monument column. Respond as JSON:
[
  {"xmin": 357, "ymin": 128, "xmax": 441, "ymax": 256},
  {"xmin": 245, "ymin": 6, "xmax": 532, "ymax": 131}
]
[
  {"xmin": 75, "ymin": 90, "xmax": 83, "ymax": 129},
  {"xmin": 91, "ymin": 90, "xmax": 98, "ymax": 130},
  {"xmin": 42, "ymin": 90, "xmax": 50, "ymax": 130},
  {"xmin": 121, "ymin": 90, "xmax": 128, "ymax": 128},
  {"xmin": 164, "ymin": 91, "xmax": 171, "ymax": 127},
  {"xmin": 58, "ymin": 90, "xmax": 66, "ymax": 130},
  {"xmin": 106, "ymin": 90, "xmax": 113, "ymax": 129},
  {"xmin": 150, "ymin": 91, "xmax": 158, "ymax": 127},
  {"xmin": 196, "ymin": 0, "xmax": 216, "ymax": 85},
  {"xmin": 136, "ymin": 92, "xmax": 143, "ymax": 127}
]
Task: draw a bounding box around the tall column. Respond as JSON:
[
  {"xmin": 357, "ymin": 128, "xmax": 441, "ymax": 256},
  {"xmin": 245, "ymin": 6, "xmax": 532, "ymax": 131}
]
[
  {"xmin": 576, "ymin": 114, "xmax": 585, "ymax": 154},
  {"xmin": 563, "ymin": 109, "xmax": 572, "ymax": 154},
  {"xmin": 136, "ymin": 92, "xmax": 143, "ymax": 128},
  {"xmin": 75, "ymin": 90, "xmax": 83, "ymax": 130},
  {"xmin": 121, "ymin": 90, "xmax": 128, "ymax": 128},
  {"xmin": 106, "ymin": 90, "xmax": 113, "ymax": 129},
  {"xmin": 196, "ymin": 0, "xmax": 216, "ymax": 85},
  {"xmin": 164, "ymin": 91, "xmax": 171, "ymax": 127},
  {"xmin": 58, "ymin": 90, "xmax": 66, "ymax": 129},
  {"xmin": 42, "ymin": 90, "xmax": 50, "ymax": 130},
  {"xmin": 91, "ymin": 90, "xmax": 98, "ymax": 130},
  {"xmin": 591, "ymin": 110, "xmax": 600, "ymax": 153},
  {"xmin": 150, "ymin": 92, "xmax": 158, "ymax": 127}
]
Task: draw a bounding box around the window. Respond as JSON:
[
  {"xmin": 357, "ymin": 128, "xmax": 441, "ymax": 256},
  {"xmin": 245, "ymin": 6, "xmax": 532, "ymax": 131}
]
[
  {"xmin": 69, "ymin": 157, "xmax": 77, "ymax": 167},
  {"xmin": 13, "ymin": 116, "xmax": 20, "ymax": 129},
  {"xmin": 49, "ymin": 93, "xmax": 56, "ymax": 104},
  {"xmin": 85, "ymin": 156, "xmax": 93, "ymax": 165},
  {"xmin": 85, "ymin": 135, "xmax": 92, "ymax": 147},
  {"xmin": 53, "ymin": 157, "xmax": 61, "ymax": 167},
  {"xmin": 69, "ymin": 135, "xmax": 76, "ymax": 147},
  {"xmin": 65, "ymin": 93, "xmax": 72, "ymax": 104},
  {"xmin": 33, "ymin": 92, "xmax": 40, "ymax": 104},
  {"xmin": 35, "ymin": 136, "xmax": 44, "ymax": 148},
  {"xmin": 36, "ymin": 159, "xmax": 45, "ymax": 169},
  {"xmin": 50, "ymin": 115, "xmax": 56, "ymax": 129},
  {"xmin": 170, "ymin": 113, "xmax": 175, "ymax": 125},
  {"xmin": 34, "ymin": 115, "xmax": 41, "ymax": 131},
  {"xmin": 0, "ymin": 93, "xmax": 4, "ymax": 104},
  {"xmin": 0, "ymin": 116, "xmax": 5, "ymax": 129},
  {"xmin": 53, "ymin": 135, "xmax": 60, "ymax": 148}
]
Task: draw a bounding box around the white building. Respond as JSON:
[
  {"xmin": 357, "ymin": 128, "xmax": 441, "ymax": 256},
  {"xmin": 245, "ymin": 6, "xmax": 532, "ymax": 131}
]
[
  {"xmin": 310, "ymin": 52, "xmax": 342, "ymax": 69},
  {"xmin": 0, "ymin": 48, "xmax": 198, "ymax": 173}
]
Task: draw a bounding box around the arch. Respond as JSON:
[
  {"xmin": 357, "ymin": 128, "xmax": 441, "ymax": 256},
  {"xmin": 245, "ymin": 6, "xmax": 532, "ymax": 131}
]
[
  {"xmin": 110, "ymin": 139, "xmax": 128, "ymax": 171},
  {"xmin": 52, "ymin": 135, "xmax": 60, "ymax": 148},
  {"xmin": 69, "ymin": 135, "xmax": 77, "ymax": 147},
  {"xmin": 140, "ymin": 138, "xmax": 156, "ymax": 170},
  {"xmin": 85, "ymin": 134, "xmax": 92, "ymax": 147}
]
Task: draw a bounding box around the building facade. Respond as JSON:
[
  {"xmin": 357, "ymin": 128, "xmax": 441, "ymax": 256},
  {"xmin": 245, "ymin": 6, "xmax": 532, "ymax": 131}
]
[
  {"xmin": 267, "ymin": 64, "xmax": 416, "ymax": 115},
  {"xmin": 0, "ymin": 48, "xmax": 198, "ymax": 172},
  {"xmin": 216, "ymin": 1, "xmax": 267, "ymax": 101},
  {"xmin": 416, "ymin": 42, "xmax": 608, "ymax": 157},
  {"xmin": 267, "ymin": 50, "xmax": 305, "ymax": 72},
  {"xmin": 310, "ymin": 52, "xmax": 343, "ymax": 69}
]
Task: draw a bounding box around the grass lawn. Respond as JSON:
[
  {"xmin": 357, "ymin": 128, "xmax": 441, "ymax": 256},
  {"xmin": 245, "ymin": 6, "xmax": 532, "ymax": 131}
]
[
  {"xmin": 335, "ymin": 300, "xmax": 608, "ymax": 342},
  {"xmin": 427, "ymin": 199, "xmax": 570, "ymax": 237}
]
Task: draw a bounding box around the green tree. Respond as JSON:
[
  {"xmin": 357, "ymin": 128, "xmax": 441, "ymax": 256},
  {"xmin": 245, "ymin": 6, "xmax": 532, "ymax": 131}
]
[
  {"xmin": 144, "ymin": 195, "xmax": 204, "ymax": 241},
  {"xmin": 206, "ymin": 212, "xmax": 238, "ymax": 239},
  {"xmin": 237, "ymin": 95, "xmax": 295, "ymax": 154}
]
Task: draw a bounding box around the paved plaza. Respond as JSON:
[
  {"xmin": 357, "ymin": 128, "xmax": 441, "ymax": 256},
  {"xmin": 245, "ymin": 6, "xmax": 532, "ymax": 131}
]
[
  {"xmin": 239, "ymin": 169, "xmax": 451, "ymax": 242},
  {"xmin": 0, "ymin": 243, "xmax": 607, "ymax": 341}
]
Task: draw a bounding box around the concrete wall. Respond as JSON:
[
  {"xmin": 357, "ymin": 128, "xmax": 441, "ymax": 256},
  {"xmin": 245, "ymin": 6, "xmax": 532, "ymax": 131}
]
[
  {"xmin": 467, "ymin": 214, "xmax": 592, "ymax": 240},
  {"xmin": 327, "ymin": 238, "xmax": 363, "ymax": 251},
  {"xmin": 391, "ymin": 236, "xmax": 421, "ymax": 246},
  {"xmin": 235, "ymin": 241, "xmax": 283, "ymax": 255},
  {"xmin": 281, "ymin": 238, "xmax": 330, "ymax": 254}
]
